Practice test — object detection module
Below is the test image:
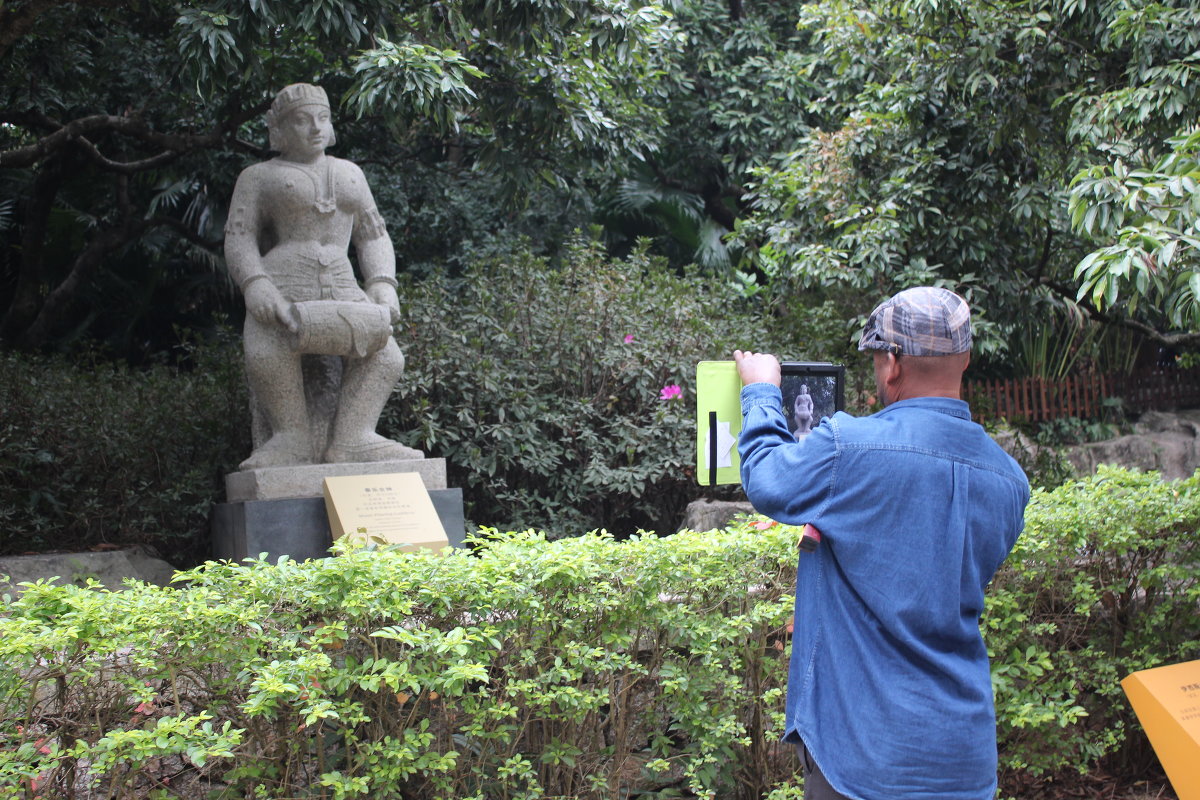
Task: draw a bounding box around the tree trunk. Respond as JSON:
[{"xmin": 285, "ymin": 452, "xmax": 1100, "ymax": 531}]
[
  {"xmin": 0, "ymin": 158, "xmax": 63, "ymax": 343},
  {"xmin": 18, "ymin": 174, "xmax": 150, "ymax": 348}
]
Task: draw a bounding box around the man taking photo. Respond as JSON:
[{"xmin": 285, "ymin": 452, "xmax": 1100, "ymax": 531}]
[{"xmin": 735, "ymin": 287, "xmax": 1030, "ymax": 799}]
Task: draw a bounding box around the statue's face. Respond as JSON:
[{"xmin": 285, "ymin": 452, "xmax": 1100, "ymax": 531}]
[{"xmin": 276, "ymin": 104, "xmax": 334, "ymax": 159}]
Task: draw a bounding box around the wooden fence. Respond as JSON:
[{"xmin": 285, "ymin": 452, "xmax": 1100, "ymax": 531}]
[{"xmin": 965, "ymin": 367, "xmax": 1200, "ymax": 422}]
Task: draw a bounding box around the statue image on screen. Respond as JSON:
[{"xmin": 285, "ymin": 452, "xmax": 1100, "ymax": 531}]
[
  {"xmin": 781, "ymin": 373, "xmax": 838, "ymax": 442},
  {"xmin": 793, "ymin": 383, "xmax": 815, "ymax": 440}
]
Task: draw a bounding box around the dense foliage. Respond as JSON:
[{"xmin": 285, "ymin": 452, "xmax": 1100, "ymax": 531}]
[
  {"xmin": 0, "ymin": 0, "xmax": 675, "ymax": 351},
  {"xmin": 0, "ymin": 337, "xmax": 247, "ymax": 562},
  {"xmin": 383, "ymin": 237, "xmax": 804, "ymax": 537},
  {"xmin": 3, "ymin": 467, "xmax": 1197, "ymax": 799},
  {"xmin": 988, "ymin": 466, "xmax": 1200, "ymax": 780},
  {"xmin": 5, "ymin": 0, "xmax": 1198, "ymax": 363},
  {"xmin": 596, "ymin": 0, "xmax": 818, "ymax": 270},
  {"xmin": 2, "ymin": 526, "xmax": 800, "ymax": 800},
  {"xmin": 1, "ymin": 242, "xmax": 860, "ymax": 557},
  {"xmin": 729, "ymin": 0, "xmax": 1200, "ymax": 359},
  {"xmin": 1071, "ymin": 127, "xmax": 1200, "ymax": 345}
]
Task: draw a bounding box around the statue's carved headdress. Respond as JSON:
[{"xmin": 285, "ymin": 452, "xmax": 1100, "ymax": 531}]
[{"xmin": 266, "ymin": 83, "xmax": 336, "ymax": 150}]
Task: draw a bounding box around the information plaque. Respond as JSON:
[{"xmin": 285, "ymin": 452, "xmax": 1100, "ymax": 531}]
[
  {"xmin": 323, "ymin": 472, "xmax": 449, "ymax": 553},
  {"xmin": 1121, "ymin": 659, "xmax": 1200, "ymax": 800}
]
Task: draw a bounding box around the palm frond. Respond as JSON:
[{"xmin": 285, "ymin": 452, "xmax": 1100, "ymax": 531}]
[{"xmin": 693, "ymin": 218, "xmax": 732, "ymax": 272}]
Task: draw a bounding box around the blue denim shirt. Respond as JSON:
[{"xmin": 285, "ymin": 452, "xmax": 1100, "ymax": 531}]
[{"xmin": 739, "ymin": 382, "xmax": 1029, "ymax": 800}]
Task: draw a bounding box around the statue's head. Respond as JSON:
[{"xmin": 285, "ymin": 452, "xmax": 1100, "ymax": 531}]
[{"xmin": 266, "ymin": 83, "xmax": 337, "ymax": 151}]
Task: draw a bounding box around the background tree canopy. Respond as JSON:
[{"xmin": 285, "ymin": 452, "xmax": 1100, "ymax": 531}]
[
  {"xmin": 728, "ymin": 0, "xmax": 1200, "ymax": 362},
  {"xmin": 0, "ymin": 0, "xmax": 676, "ymax": 353},
  {"xmin": 2, "ymin": 0, "xmax": 1198, "ymax": 362}
]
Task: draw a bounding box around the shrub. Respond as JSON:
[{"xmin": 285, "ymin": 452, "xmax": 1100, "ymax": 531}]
[
  {"xmin": 1, "ymin": 523, "xmax": 799, "ymax": 800},
  {"xmin": 1, "ymin": 237, "xmax": 856, "ymax": 559},
  {"xmin": 987, "ymin": 465, "xmax": 1200, "ymax": 782},
  {"xmin": 383, "ymin": 237, "xmax": 788, "ymax": 537},
  {"xmin": 2, "ymin": 468, "xmax": 1197, "ymax": 798},
  {"xmin": 0, "ymin": 335, "xmax": 248, "ymax": 562}
]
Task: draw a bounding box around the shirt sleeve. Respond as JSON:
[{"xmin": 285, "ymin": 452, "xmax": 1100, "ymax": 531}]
[{"xmin": 738, "ymin": 382, "xmax": 839, "ymax": 526}]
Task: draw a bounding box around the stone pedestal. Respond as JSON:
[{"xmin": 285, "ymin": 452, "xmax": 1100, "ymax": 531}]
[
  {"xmin": 212, "ymin": 458, "xmax": 465, "ymax": 562},
  {"xmin": 226, "ymin": 458, "xmax": 447, "ymax": 502}
]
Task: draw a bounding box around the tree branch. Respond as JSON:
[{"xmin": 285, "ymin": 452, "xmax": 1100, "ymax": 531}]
[
  {"xmin": 1040, "ymin": 277, "xmax": 1200, "ymax": 349},
  {"xmin": 0, "ymin": 101, "xmax": 268, "ymax": 171},
  {"xmin": 73, "ymin": 135, "xmax": 181, "ymax": 174},
  {"xmin": 1032, "ymin": 224, "xmax": 1053, "ymax": 286}
]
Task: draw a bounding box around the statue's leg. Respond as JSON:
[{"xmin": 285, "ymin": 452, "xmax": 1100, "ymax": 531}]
[
  {"xmin": 240, "ymin": 316, "xmax": 314, "ymax": 469},
  {"xmin": 324, "ymin": 338, "xmax": 423, "ymax": 462}
]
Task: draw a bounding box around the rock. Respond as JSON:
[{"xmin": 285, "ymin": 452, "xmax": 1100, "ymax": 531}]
[
  {"xmin": 681, "ymin": 499, "xmax": 757, "ymax": 532},
  {"xmin": 1132, "ymin": 409, "xmax": 1200, "ymax": 436},
  {"xmin": 991, "ymin": 427, "xmax": 1043, "ymax": 465},
  {"xmin": 0, "ymin": 546, "xmax": 178, "ymax": 597},
  {"xmin": 1067, "ymin": 409, "xmax": 1200, "ymax": 480}
]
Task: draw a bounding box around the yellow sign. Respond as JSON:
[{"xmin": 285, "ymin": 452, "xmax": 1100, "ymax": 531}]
[
  {"xmin": 1121, "ymin": 659, "xmax": 1200, "ymax": 800},
  {"xmin": 323, "ymin": 472, "xmax": 449, "ymax": 553}
]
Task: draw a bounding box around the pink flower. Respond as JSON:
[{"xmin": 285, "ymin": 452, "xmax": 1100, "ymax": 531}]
[
  {"xmin": 659, "ymin": 384, "xmax": 682, "ymax": 401},
  {"xmin": 623, "ymin": 334, "xmax": 635, "ymax": 344}
]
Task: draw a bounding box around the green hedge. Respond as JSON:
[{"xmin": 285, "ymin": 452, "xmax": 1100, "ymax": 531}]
[
  {"xmin": 987, "ymin": 465, "xmax": 1200, "ymax": 781},
  {"xmin": 3, "ymin": 466, "xmax": 1198, "ymax": 799},
  {"xmin": 1, "ymin": 525, "xmax": 798, "ymax": 800}
]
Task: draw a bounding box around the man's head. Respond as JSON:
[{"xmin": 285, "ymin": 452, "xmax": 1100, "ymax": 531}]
[
  {"xmin": 266, "ymin": 83, "xmax": 336, "ymax": 154},
  {"xmin": 858, "ymin": 287, "xmax": 972, "ymax": 405}
]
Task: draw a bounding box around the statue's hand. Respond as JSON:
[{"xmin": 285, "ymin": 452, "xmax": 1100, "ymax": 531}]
[
  {"xmin": 367, "ymin": 282, "xmax": 401, "ymax": 324},
  {"xmin": 244, "ymin": 279, "xmax": 296, "ymax": 332}
]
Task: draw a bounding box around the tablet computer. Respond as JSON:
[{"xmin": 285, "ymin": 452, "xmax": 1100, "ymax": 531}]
[{"xmin": 695, "ymin": 360, "xmax": 844, "ymax": 485}]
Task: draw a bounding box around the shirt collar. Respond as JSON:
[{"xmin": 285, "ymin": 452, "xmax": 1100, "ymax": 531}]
[{"xmin": 876, "ymin": 396, "xmax": 973, "ymax": 421}]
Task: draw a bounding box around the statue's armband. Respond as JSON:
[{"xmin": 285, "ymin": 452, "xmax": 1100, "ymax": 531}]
[{"xmin": 355, "ymin": 206, "xmax": 388, "ymax": 241}]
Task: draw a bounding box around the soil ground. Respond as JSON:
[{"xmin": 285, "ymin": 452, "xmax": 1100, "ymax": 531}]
[{"xmin": 1005, "ymin": 768, "xmax": 1177, "ymax": 799}]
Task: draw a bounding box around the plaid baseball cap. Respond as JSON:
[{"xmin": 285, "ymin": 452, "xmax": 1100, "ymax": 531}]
[{"xmin": 857, "ymin": 287, "xmax": 972, "ymax": 356}]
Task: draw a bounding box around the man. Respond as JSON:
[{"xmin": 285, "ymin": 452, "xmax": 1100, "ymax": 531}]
[
  {"xmin": 225, "ymin": 83, "xmax": 421, "ymax": 469},
  {"xmin": 735, "ymin": 287, "xmax": 1029, "ymax": 799}
]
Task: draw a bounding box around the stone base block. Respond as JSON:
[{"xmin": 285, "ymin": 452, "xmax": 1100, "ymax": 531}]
[
  {"xmin": 225, "ymin": 458, "xmax": 447, "ymax": 503},
  {"xmin": 211, "ymin": 488, "xmax": 466, "ymax": 563}
]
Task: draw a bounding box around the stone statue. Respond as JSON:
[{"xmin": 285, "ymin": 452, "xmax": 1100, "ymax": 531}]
[
  {"xmin": 224, "ymin": 83, "xmax": 421, "ymax": 470},
  {"xmin": 793, "ymin": 383, "xmax": 814, "ymax": 440}
]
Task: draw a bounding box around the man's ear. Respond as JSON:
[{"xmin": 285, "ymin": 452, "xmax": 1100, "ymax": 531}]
[{"xmin": 883, "ymin": 352, "xmax": 903, "ymax": 387}]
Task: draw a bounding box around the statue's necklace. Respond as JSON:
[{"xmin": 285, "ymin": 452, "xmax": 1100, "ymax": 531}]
[{"xmin": 278, "ymin": 156, "xmax": 337, "ymax": 214}]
